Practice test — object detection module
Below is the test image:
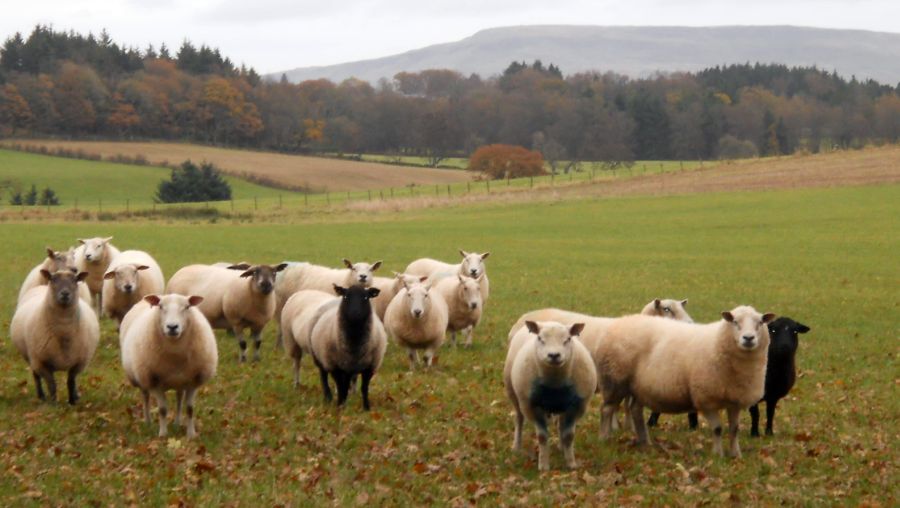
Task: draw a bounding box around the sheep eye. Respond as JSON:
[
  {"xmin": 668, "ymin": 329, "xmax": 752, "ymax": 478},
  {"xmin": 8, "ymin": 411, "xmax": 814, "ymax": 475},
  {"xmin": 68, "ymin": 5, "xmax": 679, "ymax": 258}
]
[{"xmin": 663, "ymin": 308, "xmax": 671, "ymax": 313}]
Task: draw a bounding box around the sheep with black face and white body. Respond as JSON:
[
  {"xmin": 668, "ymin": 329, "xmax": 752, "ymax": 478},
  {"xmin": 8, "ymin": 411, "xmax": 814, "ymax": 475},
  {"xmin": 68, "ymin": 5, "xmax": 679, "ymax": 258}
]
[
  {"xmin": 308, "ymin": 284, "xmax": 386, "ymax": 410},
  {"xmin": 504, "ymin": 321, "xmax": 595, "ymax": 471}
]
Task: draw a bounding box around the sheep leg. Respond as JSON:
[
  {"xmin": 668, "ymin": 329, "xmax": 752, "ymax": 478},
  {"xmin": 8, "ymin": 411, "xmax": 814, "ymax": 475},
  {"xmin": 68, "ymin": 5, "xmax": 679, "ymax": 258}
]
[
  {"xmin": 141, "ymin": 390, "xmax": 151, "ymax": 424},
  {"xmin": 559, "ymin": 412, "xmax": 578, "ymax": 469},
  {"xmin": 251, "ymin": 327, "xmax": 263, "ymax": 362},
  {"xmin": 66, "ymin": 368, "xmax": 80, "ymax": 405},
  {"xmin": 317, "ymin": 366, "xmax": 332, "ymax": 402},
  {"xmin": 749, "ymin": 404, "xmax": 761, "ymax": 437},
  {"xmin": 292, "ymin": 352, "xmax": 302, "ymax": 389},
  {"xmin": 463, "ymin": 326, "xmax": 474, "ymax": 348},
  {"xmin": 153, "ymin": 390, "xmax": 169, "ymax": 438},
  {"xmin": 599, "ymin": 402, "xmax": 619, "ymax": 439},
  {"xmin": 174, "ymin": 390, "xmax": 184, "ymax": 426},
  {"xmin": 32, "ymin": 371, "xmax": 46, "ymax": 401},
  {"xmin": 647, "ymin": 412, "xmax": 661, "ymax": 427},
  {"xmin": 765, "ymin": 399, "xmax": 778, "ymax": 436},
  {"xmin": 620, "ymin": 401, "xmax": 634, "ymax": 432},
  {"xmin": 688, "ymin": 412, "xmax": 699, "ymax": 430},
  {"xmin": 423, "ymin": 347, "xmax": 436, "ymax": 368},
  {"xmin": 43, "ymin": 372, "xmax": 57, "ymax": 403},
  {"xmin": 360, "ymin": 368, "xmax": 374, "ymax": 411},
  {"xmin": 184, "ymin": 387, "xmax": 198, "ymax": 439},
  {"xmin": 629, "ymin": 400, "xmax": 650, "ymax": 446},
  {"xmin": 726, "ymin": 406, "xmax": 741, "ymax": 458},
  {"xmin": 275, "ymin": 329, "xmax": 283, "ymax": 351},
  {"xmin": 534, "ymin": 412, "xmax": 551, "ymax": 472},
  {"xmin": 512, "ymin": 407, "xmax": 524, "ymax": 451},
  {"xmin": 407, "ymin": 349, "xmax": 418, "ymax": 371},
  {"xmin": 333, "ymin": 370, "xmax": 351, "ymax": 407},
  {"xmin": 702, "ymin": 410, "xmax": 724, "ymax": 456},
  {"xmin": 234, "ymin": 326, "xmax": 247, "ymax": 363}
]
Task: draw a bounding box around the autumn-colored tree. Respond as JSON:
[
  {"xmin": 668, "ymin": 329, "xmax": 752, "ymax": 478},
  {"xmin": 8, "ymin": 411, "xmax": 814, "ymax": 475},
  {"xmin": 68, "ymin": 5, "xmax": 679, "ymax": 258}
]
[
  {"xmin": 0, "ymin": 83, "xmax": 34, "ymax": 134},
  {"xmin": 467, "ymin": 144, "xmax": 545, "ymax": 179},
  {"xmin": 106, "ymin": 93, "xmax": 141, "ymax": 136}
]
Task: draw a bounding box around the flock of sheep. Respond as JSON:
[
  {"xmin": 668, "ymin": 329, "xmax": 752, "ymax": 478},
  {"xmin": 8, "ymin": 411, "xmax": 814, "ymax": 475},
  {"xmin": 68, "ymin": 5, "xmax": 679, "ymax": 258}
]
[{"xmin": 9, "ymin": 236, "xmax": 811, "ymax": 471}]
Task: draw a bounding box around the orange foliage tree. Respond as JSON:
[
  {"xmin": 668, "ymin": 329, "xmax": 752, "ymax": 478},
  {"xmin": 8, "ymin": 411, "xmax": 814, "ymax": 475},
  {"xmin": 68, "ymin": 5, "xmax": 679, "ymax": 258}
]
[{"xmin": 467, "ymin": 144, "xmax": 545, "ymax": 179}]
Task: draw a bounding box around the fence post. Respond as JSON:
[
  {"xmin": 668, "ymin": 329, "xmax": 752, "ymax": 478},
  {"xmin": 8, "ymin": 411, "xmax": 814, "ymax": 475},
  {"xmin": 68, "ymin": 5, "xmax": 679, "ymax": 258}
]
[
  {"xmin": 507, "ymin": 174, "xmax": 510, "ymax": 186},
  {"xmin": 380, "ymin": 190, "xmax": 384, "ymax": 201},
  {"xmin": 326, "ymin": 193, "xmax": 330, "ymax": 206},
  {"xmin": 231, "ymin": 199, "xmax": 234, "ymax": 212},
  {"xmin": 347, "ymin": 191, "xmax": 351, "ymax": 203},
  {"xmin": 279, "ymin": 194, "xmax": 283, "ymax": 208},
  {"xmin": 659, "ymin": 163, "xmax": 664, "ymax": 173},
  {"xmin": 368, "ymin": 190, "xmax": 372, "ymax": 201},
  {"xmin": 305, "ymin": 192, "xmax": 308, "ymax": 207},
  {"xmin": 530, "ymin": 176, "xmax": 534, "ymax": 188},
  {"xmin": 680, "ymin": 161, "xmax": 684, "ymax": 172},
  {"xmin": 390, "ymin": 187, "xmax": 394, "ymax": 198},
  {"xmin": 551, "ymin": 173, "xmax": 554, "ymax": 186},
  {"xmin": 74, "ymin": 198, "xmax": 78, "ymax": 211},
  {"xmin": 99, "ymin": 198, "xmax": 102, "ymax": 213},
  {"xmin": 643, "ymin": 164, "xmax": 647, "ymax": 174},
  {"xmin": 467, "ymin": 182, "xmax": 471, "ymax": 194},
  {"xmin": 254, "ymin": 197, "xmax": 258, "ymax": 210},
  {"xmin": 569, "ymin": 172, "xmax": 573, "ymax": 182},
  {"xmin": 486, "ymin": 180, "xmax": 490, "ymax": 194},
  {"xmin": 447, "ymin": 184, "xmax": 451, "ymax": 197}
]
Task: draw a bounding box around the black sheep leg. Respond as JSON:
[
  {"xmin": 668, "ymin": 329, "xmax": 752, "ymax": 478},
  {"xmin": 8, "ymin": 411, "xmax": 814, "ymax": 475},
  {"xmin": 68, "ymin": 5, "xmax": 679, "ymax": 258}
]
[
  {"xmin": 688, "ymin": 412, "xmax": 698, "ymax": 430},
  {"xmin": 318, "ymin": 366, "xmax": 332, "ymax": 402},
  {"xmin": 749, "ymin": 404, "xmax": 761, "ymax": 437},
  {"xmin": 647, "ymin": 412, "xmax": 660, "ymax": 427},
  {"xmin": 360, "ymin": 368, "xmax": 374, "ymax": 411},
  {"xmin": 33, "ymin": 371, "xmax": 45, "ymax": 401},
  {"xmin": 333, "ymin": 370, "xmax": 351, "ymax": 407},
  {"xmin": 765, "ymin": 399, "xmax": 778, "ymax": 436},
  {"xmin": 67, "ymin": 369, "xmax": 80, "ymax": 405}
]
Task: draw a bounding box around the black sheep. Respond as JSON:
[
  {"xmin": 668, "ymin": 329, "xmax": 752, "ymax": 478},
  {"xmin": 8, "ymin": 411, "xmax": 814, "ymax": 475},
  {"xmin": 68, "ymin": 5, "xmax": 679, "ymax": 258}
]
[{"xmin": 647, "ymin": 316, "xmax": 810, "ymax": 436}]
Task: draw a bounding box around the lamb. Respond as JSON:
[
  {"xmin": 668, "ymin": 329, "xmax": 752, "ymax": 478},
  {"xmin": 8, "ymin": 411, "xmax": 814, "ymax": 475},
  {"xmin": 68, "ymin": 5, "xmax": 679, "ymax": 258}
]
[
  {"xmin": 120, "ymin": 294, "xmax": 217, "ymax": 438},
  {"xmin": 167, "ymin": 263, "xmax": 287, "ymax": 362},
  {"xmin": 371, "ymin": 272, "xmax": 422, "ymax": 322},
  {"xmin": 597, "ymin": 306, "xmax": 775, "ymax": 457},
  {"xmin": 308, "ymin": 284, "xmax": 386, "ymax": 410},
  {"xmin": 433, "ymin": 274, "xmax": 484, "ymax": 347},
  {"xmin": 102, "ymin": 250, "xmax": 165, "ymax": 326},
  {"xmin": 280, "ymin": 289, "xmax": 337, "ymax": 388},
  {"xmin": 405, "ymin": 250, "xmax": 490, "ymax": 301},
  {"xmin": 74, "ymin": 236, "xmax": 120, "ymax": 310},
  {"xmin": 10, "ymin": 269, "xmax": 100, "ymax": 404},
  {"xmin": 503, "ymin": 321, "xmax": 595, "ymax": 471},
  {"xmin": 274, "ymin": 259, "xmax": 382, "ymax": 347},
  {"xmin": 17, "ymin": 247, "xmax": 90, "ymax": 306},
  {"xmin": 383, "ymin": 279, "xmax": 449, "ymax": 369}
]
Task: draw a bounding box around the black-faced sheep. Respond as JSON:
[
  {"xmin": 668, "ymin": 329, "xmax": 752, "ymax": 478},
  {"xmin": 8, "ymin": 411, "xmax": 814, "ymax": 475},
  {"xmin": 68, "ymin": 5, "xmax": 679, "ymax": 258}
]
[{"xmin": 750, "ymin": 316, "xmax": 810, "ymax": 437}]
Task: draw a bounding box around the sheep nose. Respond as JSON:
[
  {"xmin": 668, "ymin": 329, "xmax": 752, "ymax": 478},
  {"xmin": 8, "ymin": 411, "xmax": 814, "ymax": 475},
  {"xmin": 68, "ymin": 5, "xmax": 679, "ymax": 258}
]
[
  {"xmin": 742, "ymin": 335, "xmax": 755, "ymax": 342},
  {"xmin": 59, "ymin": 290, "xmax": 71, "ymax": 301},
  {"xmin": 359, "ymin": 275, "xmax": 367, "ymax": 282},
  {"xmin": 123, "ymin": 284, "xmax": 133, "ymax": 292},
  {"xmin": 470, "ymin": 269, "xmax": 478, "ymax": 276},
  {"xmin": 547, "ymin": 352, "xmax": 561, "ymax": 362},
  {"xmin": 470, "ymin": 302, "xmax": 478, "ymax": 310},
  {"xmin": 166, "ymin": 324, "xmax": 179, "ymax": 335},
  {"xmin": 413, "ymin": 309, "xmax": 423, "ymax": 318},
  {"xmin": 85, "ymin": 254, "xmax": 92, "ymax": 260}
]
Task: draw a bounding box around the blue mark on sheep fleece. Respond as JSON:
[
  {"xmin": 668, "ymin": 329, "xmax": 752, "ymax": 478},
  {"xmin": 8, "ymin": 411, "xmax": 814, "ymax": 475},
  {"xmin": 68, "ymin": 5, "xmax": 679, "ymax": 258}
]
[{"xmin": 529, "ymin": 380, "xmax": 582, "ymax": 415}]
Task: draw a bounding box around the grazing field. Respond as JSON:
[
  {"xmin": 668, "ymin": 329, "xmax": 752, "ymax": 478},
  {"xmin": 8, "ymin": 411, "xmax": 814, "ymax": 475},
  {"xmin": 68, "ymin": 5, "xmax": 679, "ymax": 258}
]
[
  {"xmin": 0, "ymin": 181, "xmax": 897, "ymax": 506},
  {"xmin": 1, "ymin": 140, "xmax": 474, "ymax": 192},
  {"xmin": 0, "ymin": 149, "xmax": 291, "ymax": 206}
]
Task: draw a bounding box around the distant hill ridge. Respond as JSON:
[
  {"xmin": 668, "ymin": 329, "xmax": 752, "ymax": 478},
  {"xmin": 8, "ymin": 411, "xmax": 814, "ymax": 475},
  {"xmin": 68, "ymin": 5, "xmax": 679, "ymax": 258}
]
[{"xmin": 272, "ymin": 25, "xmax": 900, "ymax": 85}]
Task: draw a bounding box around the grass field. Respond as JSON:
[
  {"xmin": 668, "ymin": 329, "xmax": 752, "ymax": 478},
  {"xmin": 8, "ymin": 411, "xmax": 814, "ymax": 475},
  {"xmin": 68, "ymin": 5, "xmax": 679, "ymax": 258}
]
[
  {"xmin": 0, "ymin": 140, "xmax": 474, "ymax": 192},
  {"xmin": 0, "ymin": 178, "xmax": 897, "ymax": 505}
]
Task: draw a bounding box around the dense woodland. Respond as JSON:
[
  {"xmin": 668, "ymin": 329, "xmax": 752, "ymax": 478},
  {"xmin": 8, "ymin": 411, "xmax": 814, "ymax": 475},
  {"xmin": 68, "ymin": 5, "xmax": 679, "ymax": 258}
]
[{"xmin": 1, "ymin": 25, "xmax": 899, "ymax": 165}]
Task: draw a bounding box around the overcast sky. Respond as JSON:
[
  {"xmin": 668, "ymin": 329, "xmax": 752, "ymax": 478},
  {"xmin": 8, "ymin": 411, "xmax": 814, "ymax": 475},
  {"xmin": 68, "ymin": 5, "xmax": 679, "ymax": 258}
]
[{"xmin": 2, "ymin": 0, "xmax": 897, "ymax": 74}]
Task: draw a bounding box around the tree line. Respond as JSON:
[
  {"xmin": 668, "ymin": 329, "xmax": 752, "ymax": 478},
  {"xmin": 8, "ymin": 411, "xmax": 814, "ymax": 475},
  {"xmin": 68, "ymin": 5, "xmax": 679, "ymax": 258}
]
[{"xmin": 1, "ymin": 25, "xmax": 899, "ymax": 166}]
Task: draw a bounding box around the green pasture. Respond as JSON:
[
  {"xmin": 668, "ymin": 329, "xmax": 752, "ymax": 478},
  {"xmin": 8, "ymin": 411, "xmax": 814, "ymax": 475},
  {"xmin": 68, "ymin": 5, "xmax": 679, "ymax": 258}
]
[{"xmin": 0, "ymin": 183, "xmax": 896, "ymax": 505}]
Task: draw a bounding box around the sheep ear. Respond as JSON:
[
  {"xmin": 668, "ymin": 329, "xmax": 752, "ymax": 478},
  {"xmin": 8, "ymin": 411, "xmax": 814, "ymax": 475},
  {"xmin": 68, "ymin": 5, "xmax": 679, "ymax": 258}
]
[
  {"xmin": 76, "ymin": 271, "xmax": 90, "ymax": 283},
  {"xmin": 458, "ymin": 249, "xmax": 468, "ymax": 258},
  {"xmin": 796, "ymin": 323, "xmax": 811, "ymax": 334},
  {"xmin": 342, "ymin": 259, "xmax": 353, "ymax": 269},
  {"xmin": 681, "ymin": 299, "xmax": 688, "ymax": 307},
  {"xmin": 366, "ymin": 287, "xmax": 381, "ymax": 298},
  {"xmin": 333, "ymin": 284, "xmax": 347, "ymax": 296},
  {"xmin": 569, "ymin": 323, "xmax": 585, "ymax": 337},
  {"xmin": 103, "ymin": 270, "xmax": 116, "ymax": 280},
  {"xmin": 227, "ymin": 263, "xmax": 251, "ymax": 270},
  {"xmin": 274, "ymin": 263, "xmax": 288, "ymax": 272},
  {"xmin": 46, "ymin": 247, "xmax": 55, "ymax": 258},
  {"xmin": 419, "ymin": 276, "xmax": 429, "ymax": 283},
  {"xmin": 654, "ymin": 298, "xmax": 661, "ymax": 309},
  {"xmin": 721, "ymin": 311, "xmax": 735, "ymax": 322},
  {"xmin": 40, "ymin": 269, "xmax": 52, "ymax": 281},
  {"xmin": 480, "ymin": 252, "xmax": 490, "ymax": 260},
  {"xmin": 240, "ymin": 269, "xmax": 255, "ymax": 278},
  {"xmin": 188, "ymin": 295, "xmax": 204, "ymax": 307},
  {"xmin": 762, "ymin": 313, "xmax": 776, "ymax": 324},
  {"xmin": 136, "ymin": 265, "xmax": 150, "ymax": 271},
  {"xmin": 144, "ymin": 295, "xmax": 161, "ymax": 307},
  {"xmin": 103, "ymin": 236, "xmax": 113, "ymax": 243},
  {"xmin": 525, "ymin": 321, "xmax": 540, "ymax": 335},
  {"xmin": 458, "ymin": 274, "xmax": 465, "ymax": 283},
  {"xmin": 371, "ymin": 261, "xmax": 382, "ymax": 271},
  {"xmin": 77, "ymin": 238, "xmax": 86, "ymax": 245}
]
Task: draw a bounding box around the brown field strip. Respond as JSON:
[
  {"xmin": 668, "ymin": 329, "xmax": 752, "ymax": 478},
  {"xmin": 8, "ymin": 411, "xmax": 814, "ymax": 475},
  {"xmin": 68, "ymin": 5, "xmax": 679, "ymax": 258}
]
[{"xmin": 2, "ymin": 140, "xmax": 473, "ymax": 192}]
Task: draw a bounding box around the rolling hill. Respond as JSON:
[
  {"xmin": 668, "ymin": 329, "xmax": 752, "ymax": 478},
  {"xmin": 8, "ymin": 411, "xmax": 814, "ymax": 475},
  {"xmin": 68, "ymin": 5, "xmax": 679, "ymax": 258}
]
[{"xmin": 273, "ymin": 25, "xmax": 900, "ymax": 85}]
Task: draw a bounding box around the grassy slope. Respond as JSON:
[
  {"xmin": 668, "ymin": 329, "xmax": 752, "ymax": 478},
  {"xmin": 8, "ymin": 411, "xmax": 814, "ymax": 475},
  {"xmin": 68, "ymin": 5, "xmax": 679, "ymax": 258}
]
[
  {"xmin": 0, "ymin": 184, "xmax": 897, "ymax": 505},
  {"xmin": 0, "ymin": 149, "xmax": 289, "ymax": 205}
]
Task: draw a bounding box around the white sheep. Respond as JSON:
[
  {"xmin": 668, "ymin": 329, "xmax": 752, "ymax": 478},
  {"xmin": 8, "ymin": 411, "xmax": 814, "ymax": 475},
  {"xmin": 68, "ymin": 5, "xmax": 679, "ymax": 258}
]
[
  {"xmin": 168, "ymin": 263, "xmax": 287, "ymax": 362},
  {"xmin": 120, "ymin": 294, "xmax": 218, "ymax": 438},
  {"xmin": 371, "ymin": 272, "xmax": 422, "ymax": 322},
  {"xmin": 308, "ymin": 284, "xmax": 386, "ymax": 410},
  {"xmin": 102, "ymin": 250, "xmax": 165, "ymax": 326},
  {"xmin": 280, "ymin": 289, "xmax": 337, "ymax": 388},
  {"xmin": 405, "ymin": 250, "xmax": 490, "ymax": 301},
  {"xmin": 503, "ymin": 321, "xmax": 595, "ymax": 471},
  {"xmin": 74, "ymin": 236, "xmax": 120, "ymax": 311},
  {"xmin": 10, "ymin": 269, "xmax": 100, "ymax": 404},
  {"xmin": 597, "ymin": 306, "xmax": 775, "ymax": 457},
  {"xmin": 274, "ymin": 259, "xmax": 382, "ymax": 347},
  {"xmin": 384, "ymin": 279, "xmax": 449, "ymax": 369},
  {"xmin": 507, "ymin": 298, "xmax": 693, "ymax": 434},
  {"xmin": 17, "ymin": 247, "xmax": 90, "ymax": 307},
  {"xmin": 433, "ymin": 274, "xmax": 484, "ymax": 347}
]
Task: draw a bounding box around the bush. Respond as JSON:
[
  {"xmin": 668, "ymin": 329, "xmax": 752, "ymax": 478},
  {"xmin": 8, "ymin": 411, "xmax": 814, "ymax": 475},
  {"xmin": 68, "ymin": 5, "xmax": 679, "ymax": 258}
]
[
  {"xmin": 467, "ymin": 144, "xmax": 545, "ymax": 180},
  {"xmin": 717, "ymin": 135, "xmax": 759, "ymax": 160},
  {"xmin": 8, "ymin": 183, "xmax": 61, "ymax": 205},
  {"xmin": 156, "ymin": 160, "xmax": 232, "ymax": 203}
]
